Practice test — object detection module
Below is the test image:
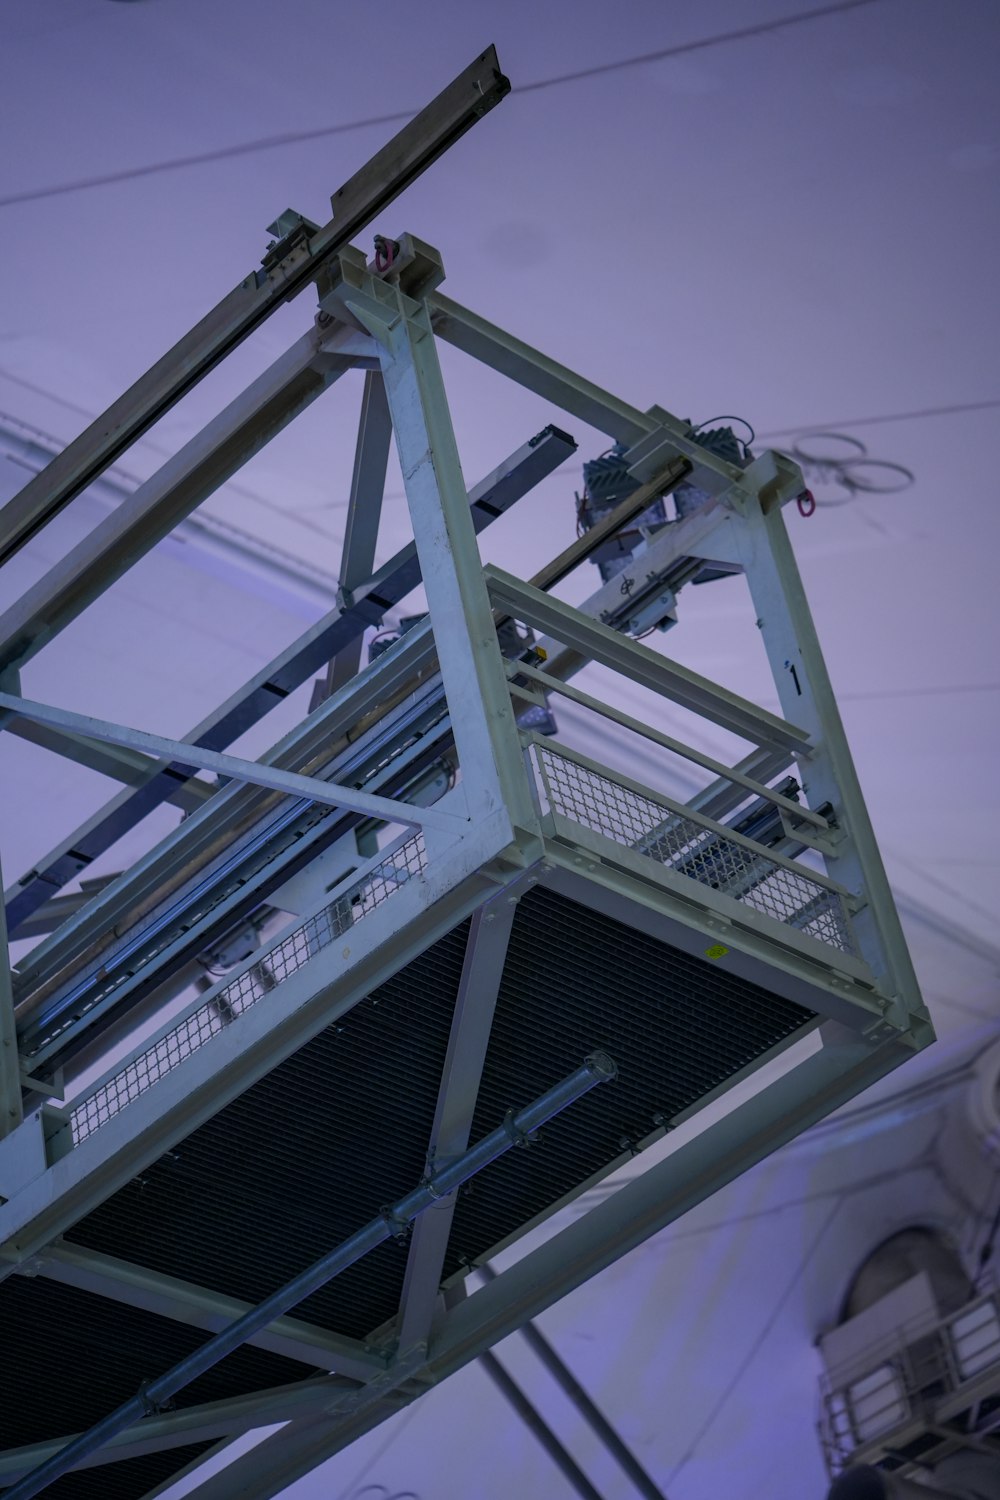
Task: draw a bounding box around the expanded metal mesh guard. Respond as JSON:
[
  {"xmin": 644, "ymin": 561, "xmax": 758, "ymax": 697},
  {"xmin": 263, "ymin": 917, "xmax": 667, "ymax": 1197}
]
[
  {"xmin": 70, "ymin": 834, "xmax": 426, "ymax": 1143},
  {"xmin": 533, "ymin": 744, "xmax": 854, "ymax": 954}
]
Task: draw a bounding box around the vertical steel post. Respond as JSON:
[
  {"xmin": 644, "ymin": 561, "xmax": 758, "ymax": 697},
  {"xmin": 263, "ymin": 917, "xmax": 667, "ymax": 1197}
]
[
  {"xmin": 337, "ymin": 369, "xmax": 393, "ymax": 596},
  {"xmin": 731, "ymin": 496, "xmax": 924, "ymax": 1012},
  {"xmin": 345, "ymin": 274, "xmax": 541, "ymax": 838},
  {"xmin": 397, "ymin": 898, "xmax": 518, "ymax": 1351},
  {"xmin": 0, "ymin": 845, "xmax": 23, "ymax": 1139}
]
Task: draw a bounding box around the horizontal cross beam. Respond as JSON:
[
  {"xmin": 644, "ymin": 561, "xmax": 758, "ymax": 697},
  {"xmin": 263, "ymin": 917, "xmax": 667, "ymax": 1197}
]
[{"xmin": 485, "ymin": 565, "xmax": 812, "ymax": 754}]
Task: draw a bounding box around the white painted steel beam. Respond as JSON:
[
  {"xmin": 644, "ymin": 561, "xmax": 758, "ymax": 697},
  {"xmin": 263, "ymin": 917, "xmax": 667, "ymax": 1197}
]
[
  {"xmin": 719, "ymin": 496, "xmax": 927, "ymax": 1014},
  {"xmin": 429, "ymin": 292, "xmax": 657, "ymax": 446},
  {"xmin": 33, "ymin": 1241, "xmax": 384, "ymax": 1380},
  {"xmin": 5, "ymin": 716, "xmax": 215, "ymax": 813},
  {"xmin": 351, "ymin": 277, "xmax": 539, "ymax": 837},
  {"xmin": 0, "ymin": 848, "xmax": 22, "ymax": 1141},
  {"xmin": 0, "ymin": 1378, "xmax": 358, "ymax": 1482},
  {"xmin": 397, "ymin": 896, "xmax": 517, "ymax": 1352},
  {"xmin": 0, "ymin": 691, "xmax": 465, "ymax": 834},
  {"xmin": 173, "ymin": 1393, "xmax": 414, "ymax": 1500},
  {"xmin": 486, "ymin": 565, "xmax": 811, "ymax": 755}
]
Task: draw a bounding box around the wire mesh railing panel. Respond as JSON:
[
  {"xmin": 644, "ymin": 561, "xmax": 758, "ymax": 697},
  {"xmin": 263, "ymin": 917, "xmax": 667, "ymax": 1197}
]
[
  {"xmin": 70, "ymin": 834, "xmax": 426, "ymax": 1144},
  {"xmin": 817, "ymin": 1286, "xmax": 1000, "ymax": 1475},
  {"xmin": 533, "ymin": 744, "xmax": 855, "ymax": 955}
]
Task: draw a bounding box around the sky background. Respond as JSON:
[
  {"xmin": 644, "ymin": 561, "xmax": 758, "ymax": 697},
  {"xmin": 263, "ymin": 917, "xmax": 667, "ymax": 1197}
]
[{"xmin": 1, "ymin": 1, "xmax": 998, "ymax": 1497}]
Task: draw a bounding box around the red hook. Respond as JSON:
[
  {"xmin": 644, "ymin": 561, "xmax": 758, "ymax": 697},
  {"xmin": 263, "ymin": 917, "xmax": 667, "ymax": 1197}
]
[{"xmin": 797, "ymin": 489, "xmax": 816, "ymax": 518}]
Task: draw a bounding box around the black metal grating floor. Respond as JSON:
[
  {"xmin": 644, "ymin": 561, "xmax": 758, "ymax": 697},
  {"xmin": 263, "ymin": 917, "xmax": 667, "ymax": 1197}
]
[
  {"xmin": 61, "ymin": 884, "xmax": 815, "ymax": 1357},
  {"xmin": 443, "ymin": 885, "xmax": 815, "ymax": 1272},
  {"xmin": 0, "ymin": 1274, "xmax": 315, "ymax": 1459},
  {"xmin": 0, "ymin": 1444, "xmax": 216, "ymax": 1500},
  {"xmin": 66, "ymin": 921, "xmax": 471, "ymax": 1340}
]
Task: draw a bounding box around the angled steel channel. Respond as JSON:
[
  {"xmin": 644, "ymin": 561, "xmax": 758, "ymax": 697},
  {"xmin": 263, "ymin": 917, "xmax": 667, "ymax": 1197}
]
[
  {"xmin": 0, "ymin": 690, "xmax": 464, "ymax": 832},
  {"xmin": 0, "ymin": 47, "xmax": 510, "ymax": 566},
  {"xmin": 5, "ymin": 716, "xmax": 215, "ymax": 814},
  {"xmin": 337, "ymin": 369, "xmax": 393, "ymax": 596},
  {"xmin": 0, "ymin": 849, "xmax": 22, "ymax": 1141},
  {"xmin": 428, "ymin": 290, "xmax": 656, "ymax": 447},
  {"xmin": 478, "ymin": 1260, "xmax": 669, "ymax": 1500},
  {"xmin": 4, "ymin": 424, "xmax": 575, "ymax": 936},
  {"xmin": 478, "ymin": 1349, "xmax": 605, "ymax": 1500}
]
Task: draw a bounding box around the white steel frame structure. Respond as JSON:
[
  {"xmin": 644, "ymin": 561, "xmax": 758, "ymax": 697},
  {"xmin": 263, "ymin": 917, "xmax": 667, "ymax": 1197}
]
[{"xmin": 0, "ymin": 47, "xmax": 932, "ymax": 1500}]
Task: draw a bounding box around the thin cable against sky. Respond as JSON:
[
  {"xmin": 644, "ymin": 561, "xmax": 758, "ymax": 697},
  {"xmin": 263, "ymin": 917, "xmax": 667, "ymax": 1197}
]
[
  {"xmin": 0, "ymin": 0, "xmax": 884, "ymax": 210},
  {"xmin": 760, "ymin": 397, "xmax": 1000, "ymax": 437},
  {"xmin": 665, "ymin": 1199, "xmax": 844, "ymax": 1485}
]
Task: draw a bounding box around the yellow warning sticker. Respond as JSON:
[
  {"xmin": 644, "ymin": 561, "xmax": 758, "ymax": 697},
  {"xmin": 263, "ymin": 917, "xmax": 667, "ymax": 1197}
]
[{"xmin": 704, "ymin": 944, "xmax": 729, "ymax": 960}]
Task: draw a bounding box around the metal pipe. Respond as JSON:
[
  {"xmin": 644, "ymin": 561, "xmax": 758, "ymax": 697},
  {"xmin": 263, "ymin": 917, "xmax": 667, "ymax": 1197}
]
[
  {"xmin": 479, "ymin": 1350, "xmax": 605, "ymax": 1500},
  {"xmin": 479, "ymin": 1262, "xmax": 669, "ymax": 1500},
  {"xmin": 6, "ymin": 1051, "xmax": 617, "ymax": 1500}
]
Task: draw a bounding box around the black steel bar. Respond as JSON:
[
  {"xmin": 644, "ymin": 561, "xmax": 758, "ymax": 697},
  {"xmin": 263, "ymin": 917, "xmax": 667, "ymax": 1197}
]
[
  {"xmin": 480, "ymin": 1261, "xmax": 670, "ymax": 1500},
  {"xmin": 479, "ymin": 1350, "xmax": 605, "ymax": 1500},
  {"xmin": 0, "ymin": 47, "xmax": 509, "ymax": 566},
  {"xmin": 5, "ymin": 1054, "xmax": 616, "ymax": 1500}
]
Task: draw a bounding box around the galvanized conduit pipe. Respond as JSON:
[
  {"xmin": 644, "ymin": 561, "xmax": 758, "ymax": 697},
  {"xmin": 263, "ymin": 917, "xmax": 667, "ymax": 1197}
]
[
  {"xmin": 8, "ymin": 1051, "xmax": 618, "ymax": 1500},
  {"xmin": 479, "ymin": 1261, "xmax": 670, "ymax": 1500}
]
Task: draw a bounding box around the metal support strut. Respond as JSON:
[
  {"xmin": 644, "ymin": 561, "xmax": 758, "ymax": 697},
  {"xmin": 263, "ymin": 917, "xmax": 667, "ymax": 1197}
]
[
  {"xmin": 479, "ymin": 1260, "xmax": 670, "ymax": 1500},
  {"xmin": 5, "ymin": 1052, "xmax": 617, "ymax": 1500}
]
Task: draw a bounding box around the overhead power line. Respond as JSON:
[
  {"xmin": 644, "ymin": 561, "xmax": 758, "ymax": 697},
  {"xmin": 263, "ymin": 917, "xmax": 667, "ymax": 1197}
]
[
  {"xmin": 838, "ymin": 682, "xmax": 1000, "ymax": 702},
  {"xmin": 515, "ymin": 0, "xmax": 881, "ymax": 93},
  {"xmin": 760, "ymin": 397, "xmax": 1000, "ymax": 437},
  {"xmin": 0, "ymin": 0, "xmax": 883, "ymax": 210}
]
